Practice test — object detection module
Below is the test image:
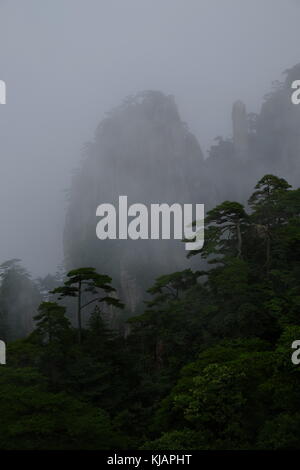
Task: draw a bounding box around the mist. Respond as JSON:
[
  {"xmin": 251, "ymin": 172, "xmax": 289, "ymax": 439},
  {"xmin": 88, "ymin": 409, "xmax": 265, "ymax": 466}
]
[{"xmin": 0, "ymin": 0, "xmax": 299, "ymax": 277}]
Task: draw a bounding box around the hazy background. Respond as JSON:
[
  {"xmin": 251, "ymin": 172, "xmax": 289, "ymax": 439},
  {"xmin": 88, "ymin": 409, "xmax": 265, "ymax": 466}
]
[{"xmin": 0, "ymin": 0, "xmax": 299, "ymax": 276}]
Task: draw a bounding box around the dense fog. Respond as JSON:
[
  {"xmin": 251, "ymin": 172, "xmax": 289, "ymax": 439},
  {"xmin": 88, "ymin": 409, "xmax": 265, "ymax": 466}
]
[
  {"xmin": 0, "ymin": 0, "xmax": 300, "ymax": 276},
  {"xmin": 1, "ymin": 2, "xmax": 300, "ymax": 451}
]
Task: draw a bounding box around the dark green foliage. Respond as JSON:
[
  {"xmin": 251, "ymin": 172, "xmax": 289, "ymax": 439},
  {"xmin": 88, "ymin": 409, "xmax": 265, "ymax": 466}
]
[
  {"xmin": 0, "ymin": 367, "xmax": 124, "ymax": 450},
  {"xmin": 51, "ymin": 267, "xmax": 124, "ymax": 343},
  {"xmin": 1, "ymin": 174, "xmax": 300, "ymax": 449},
  {"xmin": 34, "ymin": 302, "xmax": 71, "ymax": 344}
]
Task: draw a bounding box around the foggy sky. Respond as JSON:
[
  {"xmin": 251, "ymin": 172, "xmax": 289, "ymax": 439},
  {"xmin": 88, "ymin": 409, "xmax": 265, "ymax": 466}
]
[{"xmin": 0, "ymin": 0, "xmax": 299, "ymax": 277}]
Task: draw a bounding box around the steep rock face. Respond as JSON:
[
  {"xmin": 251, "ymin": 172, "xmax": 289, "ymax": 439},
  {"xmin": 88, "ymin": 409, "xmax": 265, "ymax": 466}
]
[
  {"xmin": 232, "ymin": 100, "xmax": 249, "ymax": 162},
  {"xmin": 64, "ymin": 65, "xmax": 300, "ymax": 319},
  {"xmin": 205, "ymin": 64, "xmax": 300, "ymax": 208},
  {"xmin": 255, "ymin": 63, "xmax": 300, "ymax": 187},
  {"xmin": 63, "ymin": 91, "xmax": 207, "ymax": 314}
]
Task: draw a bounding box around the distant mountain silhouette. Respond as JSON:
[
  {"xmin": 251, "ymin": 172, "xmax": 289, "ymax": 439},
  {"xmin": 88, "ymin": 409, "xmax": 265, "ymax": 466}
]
[{"xmin": 64, "ymin": 66, "xmax": 300, "ymax": 317}]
